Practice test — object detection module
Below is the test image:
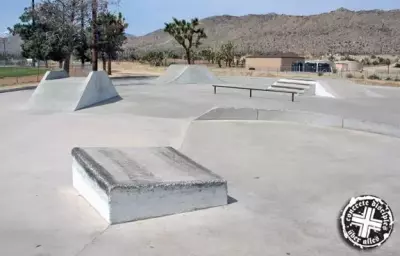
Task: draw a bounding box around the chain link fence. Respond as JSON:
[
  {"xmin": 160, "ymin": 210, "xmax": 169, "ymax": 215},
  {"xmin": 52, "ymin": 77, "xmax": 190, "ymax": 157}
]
[{"xmin": 0, "ymin": 60, "xmax": 92, "ymax": 86}]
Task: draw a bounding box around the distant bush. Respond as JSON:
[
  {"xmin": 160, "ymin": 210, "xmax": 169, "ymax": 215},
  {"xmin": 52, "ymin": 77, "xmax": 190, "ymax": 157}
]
[
  {"xmin": 346, "ymin": 73, "xmax": 354, "ymax": 78},
  {"xmin": 361, "ymin": 57, "xmax": 371, "ymax": 65},
  {"xmin": 395, "ymin": 77, "xmax": 400, "ymax": 82},
  {"xmin": 332, "ymin": 68, "xmax": 338, "ymax": 74},
  {"xmin": 371, "ymin": 55, "xmax": 377, "ymax": 59},
  {"xmin": 249, "ymin": 67, "xmax": 255, "ymax": 70},
  {"xmin": 318, "ymin": 72, "xmax": 323, "ymax": 76},
  {"xmin": 394, "ymin": 63, "xmax": 400, "ymax": 68},
  {"xmin": 340, "ymin": 55, "xmax": 356, "ymax": 61},
  {"xmin": 378, "ymin": 57, "xmax": 385, "ymax": 64},
  {"xmin": 372, "ymin": 60, "xmax": 379, "ymax": 65},
  {"xmin": 368, "ymin": 74, "xmax": 381, "ymax": 80},
  {"xmin": 385, "ymin": 77, "xmax": 392, "ymax": 81},
  {"xmin": 361, "ymin": 75, "xmax": 365, "ymax": 79}
]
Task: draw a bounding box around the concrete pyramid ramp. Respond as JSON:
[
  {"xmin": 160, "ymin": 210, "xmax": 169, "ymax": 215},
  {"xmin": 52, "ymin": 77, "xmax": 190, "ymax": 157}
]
[
  {"xmin": 154, "ymin": 65, "xmax": 224, "ymax": 85},
  {"xmin": 28, "ymin": 70, "xmax": 119, "ymax": 111}
]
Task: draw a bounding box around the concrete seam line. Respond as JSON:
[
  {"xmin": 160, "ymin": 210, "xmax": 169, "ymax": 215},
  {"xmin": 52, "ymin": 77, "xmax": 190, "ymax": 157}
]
[
  {"xmin": 0, "ymin": 86, "xmax": 37, "ymax": 94},
  {"xmin": 74, "ymin": 226, "xmax": 110, "ymax": 256}
]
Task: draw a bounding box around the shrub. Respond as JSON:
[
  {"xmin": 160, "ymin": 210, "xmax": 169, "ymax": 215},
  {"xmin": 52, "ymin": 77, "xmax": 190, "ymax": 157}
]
[
  {"xmin": 394, "ymin": 63, "xmax": 400, "ymax": 68},
  {"xmin": 385, "ymin": 77, "xmax": 392, "ymax": 81},
  {"xmin": 395, "ymin": 77, "xmax": 400, "ymax": 82},
  {"xmin": 346, "ymin": 73, "xmax": 354, "ymax": 78},
  {"xmin": 318, "ymin": 72, "xmax": 323, "ymax": 76},
  {"xmin": 378, "ymin": 57, "xmax": 385, "ymax": 64},
  {"xmin": 332, "ymin": 68, "xmax": 338, "ymax": 74},
  {"xmin": 368, "ymin": 74, "xmax": 381, "ymax": 80},
  {"xmin": 371, "ymin": 55, "xmax": 376, "ymax": 59},
  {"xmin": 361, "ymin": 75, "xmax": 365, "ymax": 79},
  {"xmin": 249, "ymin": 67, "xmax": 255, "ymax": 70},
  {"xmin": 361, "ymin": 57, "xmax": 371, "ymax": 65},
  {"xmin": 372, "ymin": 60, "xmax": 379, "ymax": 65}
]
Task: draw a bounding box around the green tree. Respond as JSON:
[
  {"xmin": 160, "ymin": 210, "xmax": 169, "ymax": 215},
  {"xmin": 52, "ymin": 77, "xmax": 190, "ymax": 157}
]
[
  {"xmin": 8, "ymin": 6, "xmax": 48, "ymax": 65},
  {"xmin": 96, "ymin": 12, "xmax": 128, "ymax": 75},
  {"xmin": 164, "ymin": 18, "xmax": 207, "ymax": 64}
]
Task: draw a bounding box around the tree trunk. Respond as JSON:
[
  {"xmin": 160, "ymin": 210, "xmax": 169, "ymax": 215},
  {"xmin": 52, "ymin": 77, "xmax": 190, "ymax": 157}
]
[
  {"xmin": 102, "ymin": 53, "xmax": 106, "ymax": 71},
  {"xmin": 107, "ymin": 53, "xmax": 112, "ymax": 75},
  {"xmin": 63, "ymin": 54, "xmax": 71, "ymax": 74},
  {"xmin": 185, "ymin": 49, "xmax": 191, "ymax": 65},
  {"xmin": 91, "ymin": 0, "xmax": 98, "ymax": 71},
  {"xmin": 45, "ymin": 60, "xmax": 48, "ymax": 68},
  {"xmin": 59, "ymin": 60, "xmax": 63, "ymax": 69},
  {"xmin": 80, "ymin": 0, "xmax": 85, "ymax": 70}
]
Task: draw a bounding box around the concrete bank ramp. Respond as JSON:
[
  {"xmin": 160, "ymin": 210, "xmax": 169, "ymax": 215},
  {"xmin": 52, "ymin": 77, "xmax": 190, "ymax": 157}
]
[
  {"xmin": 194, "ymin": 107, "xmax": 400, "ymax": 138},
  {"xmin": 27, "ymin": 70, "xmax": 119, "ymax": 111},
  {"xmin": 154, "ymin": 65, "xmax": 224, "ymax": 85},
  {"xmin": 269, "ymin": 78, "xmax": 336, "ymax": 98}
]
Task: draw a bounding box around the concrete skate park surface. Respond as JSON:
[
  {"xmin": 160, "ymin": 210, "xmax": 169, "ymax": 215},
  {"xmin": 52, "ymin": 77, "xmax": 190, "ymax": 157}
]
[{"xmin": 1, "ymin": 70, "xmax": 400, "ymax": 255}]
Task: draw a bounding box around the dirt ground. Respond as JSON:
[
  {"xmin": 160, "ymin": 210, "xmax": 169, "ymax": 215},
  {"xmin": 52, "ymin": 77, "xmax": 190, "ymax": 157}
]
[
  {"xmin": 112, "ymin": 62, "xmax": 400, "ymax": 87},
  {"xmin": 0, "ymin": 75, "xmax": 43, "ymax": 86},
  {"xmin": 2, "ymin": 61, "xmax": 400, "ymax": 88}
]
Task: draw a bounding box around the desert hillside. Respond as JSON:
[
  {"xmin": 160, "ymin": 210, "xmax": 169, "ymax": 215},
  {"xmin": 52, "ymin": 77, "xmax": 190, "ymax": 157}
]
[{"xmin": 126, "ymin": 8, "xmax": 400, "ymax": 55}]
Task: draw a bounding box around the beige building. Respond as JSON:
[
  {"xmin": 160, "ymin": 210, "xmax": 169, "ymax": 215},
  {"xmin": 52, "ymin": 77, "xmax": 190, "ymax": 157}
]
[
  {"xmin": 246, "ymin": 53, "xmax": 305, "ymax": 71},
  {"xmin": 334, "ymin": 61, "xmax": 363, "ymax": 72}
]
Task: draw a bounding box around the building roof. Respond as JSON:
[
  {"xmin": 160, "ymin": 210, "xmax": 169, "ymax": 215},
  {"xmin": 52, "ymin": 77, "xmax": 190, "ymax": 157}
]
[{"xmin": 247, "ymin": 52, "xmax": 304, "ymax": 59}]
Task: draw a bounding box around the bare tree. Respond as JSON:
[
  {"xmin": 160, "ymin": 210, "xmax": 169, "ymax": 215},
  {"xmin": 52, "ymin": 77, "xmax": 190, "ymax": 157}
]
[{"xmin": 91, "ymin": 0, "xmax": 98, "ymax": 71}]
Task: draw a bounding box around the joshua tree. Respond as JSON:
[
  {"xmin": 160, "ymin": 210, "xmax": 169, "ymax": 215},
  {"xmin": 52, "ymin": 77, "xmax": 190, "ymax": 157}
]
[
  {"xmin": 164, "ymin": 17, "xmax": 207, "ymax": 64},
  {"xmin": 385, "ymin": 58, "xmax": 391, "ymax": 74}
]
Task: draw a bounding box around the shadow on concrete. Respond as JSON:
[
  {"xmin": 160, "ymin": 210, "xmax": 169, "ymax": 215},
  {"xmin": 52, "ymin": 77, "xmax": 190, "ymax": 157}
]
[
  {"xmin": 79, "ymin": 95, "xmax": 123, "ymax": 110},
  {"xmin": 228, "ymin": 196, "xmax": 238, "ymax": 204}
]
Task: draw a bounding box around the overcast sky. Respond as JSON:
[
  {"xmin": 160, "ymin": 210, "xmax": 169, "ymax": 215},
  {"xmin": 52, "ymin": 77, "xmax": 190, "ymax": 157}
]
[{"xmin": 1, "ymin": 0, "xmax": 399, "ymax": 36}]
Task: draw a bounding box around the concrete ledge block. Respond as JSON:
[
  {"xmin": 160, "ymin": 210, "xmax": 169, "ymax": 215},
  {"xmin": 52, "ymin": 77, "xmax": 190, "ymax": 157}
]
[
  {"xmin": 257, "ymin": 109, "xmax": 343, "ymax": 127},
  {"xmin": 196, "ymin": 107, "xmax": 258, "ymax": 121},
  {"xmin": 343, "ymin": 119, "xmax": 400, "ymax": 138},
  {"xmin": 42, "ymin": 70, "xmax": 69, "ymax": 81},
  {"xmin": 72, "ymin": 147, "xmax": 227, "ymax": 224}
]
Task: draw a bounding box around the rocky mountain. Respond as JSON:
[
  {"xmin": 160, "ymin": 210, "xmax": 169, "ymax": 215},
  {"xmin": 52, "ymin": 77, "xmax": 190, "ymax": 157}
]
[{"xmin": 126, "ymin": 8, "xmax": 400, "ymax": 56}]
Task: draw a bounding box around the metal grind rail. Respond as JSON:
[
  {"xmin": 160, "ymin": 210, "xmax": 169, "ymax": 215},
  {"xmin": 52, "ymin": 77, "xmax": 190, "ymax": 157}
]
[{"xmin": 212, "ymin": 85, "xmax": 297, "ymax": 102}]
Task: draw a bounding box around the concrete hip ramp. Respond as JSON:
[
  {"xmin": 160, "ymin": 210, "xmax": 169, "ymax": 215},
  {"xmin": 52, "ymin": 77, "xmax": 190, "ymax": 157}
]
[
  {"xmin": 27, "ymin": 70, "xmax": 120, "ymax": 111},
  {"xmin": 154, "ymin": 65, "xmax": 224, "ymax": 85}
]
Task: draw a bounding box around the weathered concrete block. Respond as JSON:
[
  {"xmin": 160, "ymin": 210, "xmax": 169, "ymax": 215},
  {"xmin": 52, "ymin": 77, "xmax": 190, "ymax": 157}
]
[
  {"xmin": 72, "ymin": 147, "xmax": 227, "ymax": 224},
  {"xmin": 42, "ymin": 70, "xmax": 69, "ymax": 81}
]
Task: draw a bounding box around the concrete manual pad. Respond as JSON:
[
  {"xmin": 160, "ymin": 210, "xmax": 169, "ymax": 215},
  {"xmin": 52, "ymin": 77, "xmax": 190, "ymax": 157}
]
[{"xmin": 72, "ymin": 147, "xmax": 227, "ymax": 224}]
